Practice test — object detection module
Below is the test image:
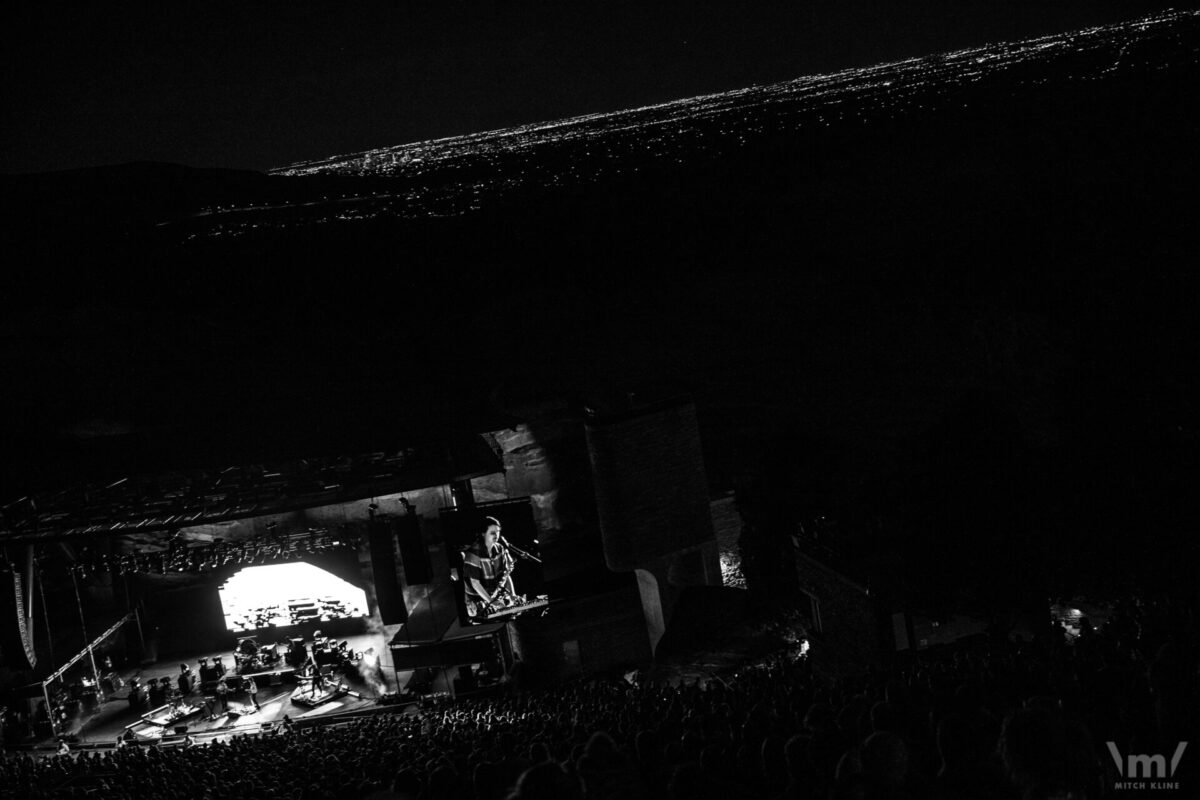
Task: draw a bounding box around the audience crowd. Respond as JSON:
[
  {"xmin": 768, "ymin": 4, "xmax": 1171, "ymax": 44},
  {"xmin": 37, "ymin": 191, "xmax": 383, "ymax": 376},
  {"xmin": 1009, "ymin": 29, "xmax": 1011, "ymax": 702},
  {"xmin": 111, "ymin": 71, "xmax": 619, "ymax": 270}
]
[{"xmin": 1, "ymin": 594, "xmax": 1196, "ymax": 799}]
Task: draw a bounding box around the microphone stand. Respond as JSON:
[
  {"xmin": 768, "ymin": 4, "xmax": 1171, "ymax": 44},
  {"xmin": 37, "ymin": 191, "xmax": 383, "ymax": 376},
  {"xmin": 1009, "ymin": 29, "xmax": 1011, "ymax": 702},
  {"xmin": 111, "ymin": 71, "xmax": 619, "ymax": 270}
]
[{"xmin": 499, "ymin": 537, "xmax": 542, "ymax": 564}]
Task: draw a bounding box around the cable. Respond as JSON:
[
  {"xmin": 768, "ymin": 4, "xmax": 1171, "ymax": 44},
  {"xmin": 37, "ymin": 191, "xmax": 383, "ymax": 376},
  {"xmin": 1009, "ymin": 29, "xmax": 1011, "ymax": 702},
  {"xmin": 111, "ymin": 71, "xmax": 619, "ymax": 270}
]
[{"xmin": 37, "ymin": 560, "xmax": 56, "ymax": 667}]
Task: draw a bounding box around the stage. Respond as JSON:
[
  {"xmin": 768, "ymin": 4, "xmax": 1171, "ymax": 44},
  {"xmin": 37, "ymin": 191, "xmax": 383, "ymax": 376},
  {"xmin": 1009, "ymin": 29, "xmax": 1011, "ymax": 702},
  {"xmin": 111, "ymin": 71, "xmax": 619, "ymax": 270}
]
[{"xmin": 35, "ymin": 631, "xmax": 396, "ymax": 748}]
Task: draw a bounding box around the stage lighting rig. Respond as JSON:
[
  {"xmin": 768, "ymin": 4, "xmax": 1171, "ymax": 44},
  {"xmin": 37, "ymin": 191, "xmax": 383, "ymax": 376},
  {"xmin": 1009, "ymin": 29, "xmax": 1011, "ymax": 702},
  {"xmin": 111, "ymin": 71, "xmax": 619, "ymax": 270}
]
[{"xmin": 79, "ymin": 524, "xmax": 358, "ymax": 577}]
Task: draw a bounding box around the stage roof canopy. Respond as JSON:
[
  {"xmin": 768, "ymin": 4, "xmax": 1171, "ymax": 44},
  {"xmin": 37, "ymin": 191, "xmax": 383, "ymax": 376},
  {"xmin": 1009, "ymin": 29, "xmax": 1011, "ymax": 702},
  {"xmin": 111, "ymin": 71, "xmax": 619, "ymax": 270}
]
[{"xmin": 0, "ymin": 431, "xmax": 501, "ymax": 544}]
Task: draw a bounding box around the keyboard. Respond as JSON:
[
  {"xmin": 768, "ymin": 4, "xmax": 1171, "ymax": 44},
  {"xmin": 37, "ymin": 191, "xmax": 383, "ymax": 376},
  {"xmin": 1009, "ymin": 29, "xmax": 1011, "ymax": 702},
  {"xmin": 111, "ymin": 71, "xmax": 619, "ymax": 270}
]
[{"xmin": 480, "ymin": 597, "xmax": 550, "ymax": 621}]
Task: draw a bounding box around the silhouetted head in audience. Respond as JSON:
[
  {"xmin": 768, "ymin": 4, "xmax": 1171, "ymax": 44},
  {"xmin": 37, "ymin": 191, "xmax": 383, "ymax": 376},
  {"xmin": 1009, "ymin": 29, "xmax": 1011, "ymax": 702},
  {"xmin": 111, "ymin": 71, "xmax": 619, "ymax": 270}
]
[
  {"xmin": 473, "ymin": 762, "xmax": 500, "ymax": 800},
  {"xmin": 507, "ymin": 762, "xmax": 580, "ymax": 800},
  {"xmin": 699, "ymin": 743, "xmax": 726, "ymax": 776},
  {"xmin": 869, "ymin": 701, "xmax": 903, "ymax": 735},
  {"xmin": 669, "ymin": 762, "xmax": 724, "ymax": 800},
  {"xmin": 833, "ymin": 748, "xmax": 866, "ymax": 800},
  {"xmin": 635, "ymin": 730, "xmax": 661, "ymax": 766},
  {"xmin": 783, "ymin": 734, "xmax": 812, "ymax": 781},
  {"xmin": 861, "ymin": 731, "xmax": 908, "ymax": 796},
  {"xmin": 937, "ymin": 711, "xmax": 999, "ymax": 776},
  {"xmin": 735, "ymin": 742, "xmax": 760, "ymax": 782},
  {"xmin": 804, "ymin": 703, "xmax": 836, "ymax": 734},
  {"xmin": 528, "ymin": 742, "xmax": 551, "ymax": 764},
  {"xmin": 680, "ymin": 729, "xmax": 705, "ymax": 761},
  {"xmin": 1000, "ymin": 707, "xmax": 1095, "ymax": 800},
  {"xmin": 761, "ymin": 734, "xmax": 788, "ymax": 791},
  {"xmin": 390, "ymin": 769, "xmax": 421, "ymax": 799},
  {"xmin": 837, "ymin": 697, "xmax": 869, "ymax": 740},
  {"xmin": 427, "ymin": 764, "xmax": 463, "ymax": 800}
]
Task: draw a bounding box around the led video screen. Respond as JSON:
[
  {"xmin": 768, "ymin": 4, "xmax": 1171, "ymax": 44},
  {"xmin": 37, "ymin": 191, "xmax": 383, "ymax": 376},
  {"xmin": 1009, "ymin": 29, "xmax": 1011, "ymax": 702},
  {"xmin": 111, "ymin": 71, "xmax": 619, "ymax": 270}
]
[
  {"xmin": 441, "ymin": 499, "xmax": 546, "ymax": 624},
  {"xmin": 218, "ymin": 562, "xmax": 368, "ymax": 633}
]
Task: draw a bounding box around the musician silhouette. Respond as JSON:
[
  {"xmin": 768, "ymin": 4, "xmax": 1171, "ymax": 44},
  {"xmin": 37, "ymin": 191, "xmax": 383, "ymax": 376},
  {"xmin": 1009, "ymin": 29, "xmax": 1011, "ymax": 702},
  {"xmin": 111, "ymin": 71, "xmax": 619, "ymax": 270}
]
[{"xmin": 215, "ymin": 678, "xmax": 229, "ymax": 712}]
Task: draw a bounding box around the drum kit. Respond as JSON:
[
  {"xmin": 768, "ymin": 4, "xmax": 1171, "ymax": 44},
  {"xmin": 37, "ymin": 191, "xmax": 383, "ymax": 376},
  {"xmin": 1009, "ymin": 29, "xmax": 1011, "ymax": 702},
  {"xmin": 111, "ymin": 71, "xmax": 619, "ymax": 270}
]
[
  {"xmin": 310, "ymin": 634, "xmax": 355, "ymax": 670},
  {"xmin": 146, "ymin": 676, "xmax": 181, "ymax": 708},
  {"xmin": 100, "ymin": 670, "xmax": 125, "ymax": 695},
  {"xmin": 99, "ymin": 655, "xmax": 125, "ymax": 695},
  {"xmin": 233, "ymin": 636, "xmax": 283, "ymax": 674}
]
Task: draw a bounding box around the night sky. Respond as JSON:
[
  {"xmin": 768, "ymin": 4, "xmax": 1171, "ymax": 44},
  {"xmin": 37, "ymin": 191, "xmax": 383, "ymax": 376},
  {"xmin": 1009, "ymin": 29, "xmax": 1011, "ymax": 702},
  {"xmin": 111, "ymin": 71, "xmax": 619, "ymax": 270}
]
[
  {"xmin": 2, "ymin": 1, "xmax": 1199, "ymax": 596},
  {"xmin": 2, "ymin": 1, "xmax": 1184, "ymax": 174}
]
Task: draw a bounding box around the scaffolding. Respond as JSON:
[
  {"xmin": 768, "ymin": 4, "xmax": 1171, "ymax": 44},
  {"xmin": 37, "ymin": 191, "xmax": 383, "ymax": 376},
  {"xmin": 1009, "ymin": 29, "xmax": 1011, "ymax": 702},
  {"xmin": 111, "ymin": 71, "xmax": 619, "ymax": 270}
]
[{"xmin": 41, "ymin": 610, "xmax": 140, "ymax": 739}]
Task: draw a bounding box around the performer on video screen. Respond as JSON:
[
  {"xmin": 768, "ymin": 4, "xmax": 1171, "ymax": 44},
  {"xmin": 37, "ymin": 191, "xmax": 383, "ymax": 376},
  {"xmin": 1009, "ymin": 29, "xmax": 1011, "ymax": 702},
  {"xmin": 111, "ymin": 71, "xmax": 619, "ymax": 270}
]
[{"xmin": 461, "ymin": 517, "xmax": 516, "ymax": 618}]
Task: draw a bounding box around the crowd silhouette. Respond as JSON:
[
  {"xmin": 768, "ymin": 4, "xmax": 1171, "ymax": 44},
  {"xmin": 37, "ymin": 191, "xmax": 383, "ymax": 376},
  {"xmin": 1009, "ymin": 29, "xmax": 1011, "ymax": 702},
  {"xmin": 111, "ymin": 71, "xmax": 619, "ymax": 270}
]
[{"xmin": 2, "ymin": 594, "xmax": 1196, "ymax": 799}]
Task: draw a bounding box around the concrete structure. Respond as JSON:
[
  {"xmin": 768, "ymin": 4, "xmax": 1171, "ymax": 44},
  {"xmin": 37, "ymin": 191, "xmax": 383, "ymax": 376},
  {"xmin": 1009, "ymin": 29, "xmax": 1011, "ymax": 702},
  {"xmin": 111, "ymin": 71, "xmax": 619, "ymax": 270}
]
[{"xmin": 586, "ymin": 399, "xmax": 721, "ymax": 654}]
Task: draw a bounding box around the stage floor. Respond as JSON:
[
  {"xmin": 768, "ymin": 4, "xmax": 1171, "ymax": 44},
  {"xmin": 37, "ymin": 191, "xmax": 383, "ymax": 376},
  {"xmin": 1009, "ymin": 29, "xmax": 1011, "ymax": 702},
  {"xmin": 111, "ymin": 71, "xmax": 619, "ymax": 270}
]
[{"xmin": 46, "ymin": 631, "xmax": 397, "ymax": 747}]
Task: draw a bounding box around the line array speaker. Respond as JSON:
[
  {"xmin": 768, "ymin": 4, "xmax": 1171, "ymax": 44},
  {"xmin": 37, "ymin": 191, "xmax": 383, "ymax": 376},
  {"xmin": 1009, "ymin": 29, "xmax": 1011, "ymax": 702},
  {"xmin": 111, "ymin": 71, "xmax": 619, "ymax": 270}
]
[{"xmin": 368, "ymin": 519, "xmax": 407, "ymax": 624}]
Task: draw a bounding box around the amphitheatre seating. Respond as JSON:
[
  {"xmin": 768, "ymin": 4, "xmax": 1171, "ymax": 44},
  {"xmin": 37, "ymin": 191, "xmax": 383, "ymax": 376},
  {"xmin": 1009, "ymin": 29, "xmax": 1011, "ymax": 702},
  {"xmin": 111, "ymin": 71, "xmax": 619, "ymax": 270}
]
[{"xmin": 2, "ymin": 594, "xmax": 1195, "ymax": 799}]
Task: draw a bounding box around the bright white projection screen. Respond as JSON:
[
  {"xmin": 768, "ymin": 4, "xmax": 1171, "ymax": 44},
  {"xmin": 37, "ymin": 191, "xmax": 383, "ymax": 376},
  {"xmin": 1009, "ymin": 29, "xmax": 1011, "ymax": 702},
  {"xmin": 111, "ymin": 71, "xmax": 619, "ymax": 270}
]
[{"xmin": 218, "ymin": 562, "xmax": 369, "ymax": 633}]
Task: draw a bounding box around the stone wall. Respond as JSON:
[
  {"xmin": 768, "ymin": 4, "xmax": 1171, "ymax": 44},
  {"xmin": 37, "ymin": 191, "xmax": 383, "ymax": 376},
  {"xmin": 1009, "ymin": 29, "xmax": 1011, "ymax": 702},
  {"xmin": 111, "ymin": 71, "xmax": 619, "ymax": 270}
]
[
  {"xmin": 794, "ymin": 550, "xmax": 883, "ymax": 675},
  {"xmin": 483, "ymin": 414, "xmax": 601, "ymax": 546},
  {"xmin": 581, "ymin": 399, "xmax": 721, "ymax": 654},
  {"xmin": 511, "ymin": 579, "xmax": 650, "ymax": 684},
  {"xmin": 586, "ymin": 400, "xmax": 715, "ymax": 570},
  {"xmin": 710, "ymin": 492, "xmax": 745, "ymax": 589}
]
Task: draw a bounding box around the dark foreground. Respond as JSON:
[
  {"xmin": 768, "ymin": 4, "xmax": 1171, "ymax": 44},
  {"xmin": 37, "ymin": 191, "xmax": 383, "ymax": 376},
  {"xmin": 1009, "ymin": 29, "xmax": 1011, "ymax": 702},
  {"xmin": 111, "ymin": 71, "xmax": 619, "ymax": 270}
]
[{"xmin": 3, "ymin": 594, "xmax": 1196, "ymax": 799}]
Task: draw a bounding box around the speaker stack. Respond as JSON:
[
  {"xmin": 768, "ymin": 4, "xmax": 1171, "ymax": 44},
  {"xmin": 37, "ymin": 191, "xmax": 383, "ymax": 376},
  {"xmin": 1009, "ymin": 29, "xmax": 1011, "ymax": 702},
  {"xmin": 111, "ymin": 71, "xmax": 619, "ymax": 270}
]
[
  {"xmin": 394, "ymin": 514, "xmax": 432, "ymax": 586},
  {"xmin": 368, "ymin": 518, "xmax": 406, "ymax": 624},
  {"xmin": 198, "ymin": 660, "xmax": 219, "ymax": 692}
]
